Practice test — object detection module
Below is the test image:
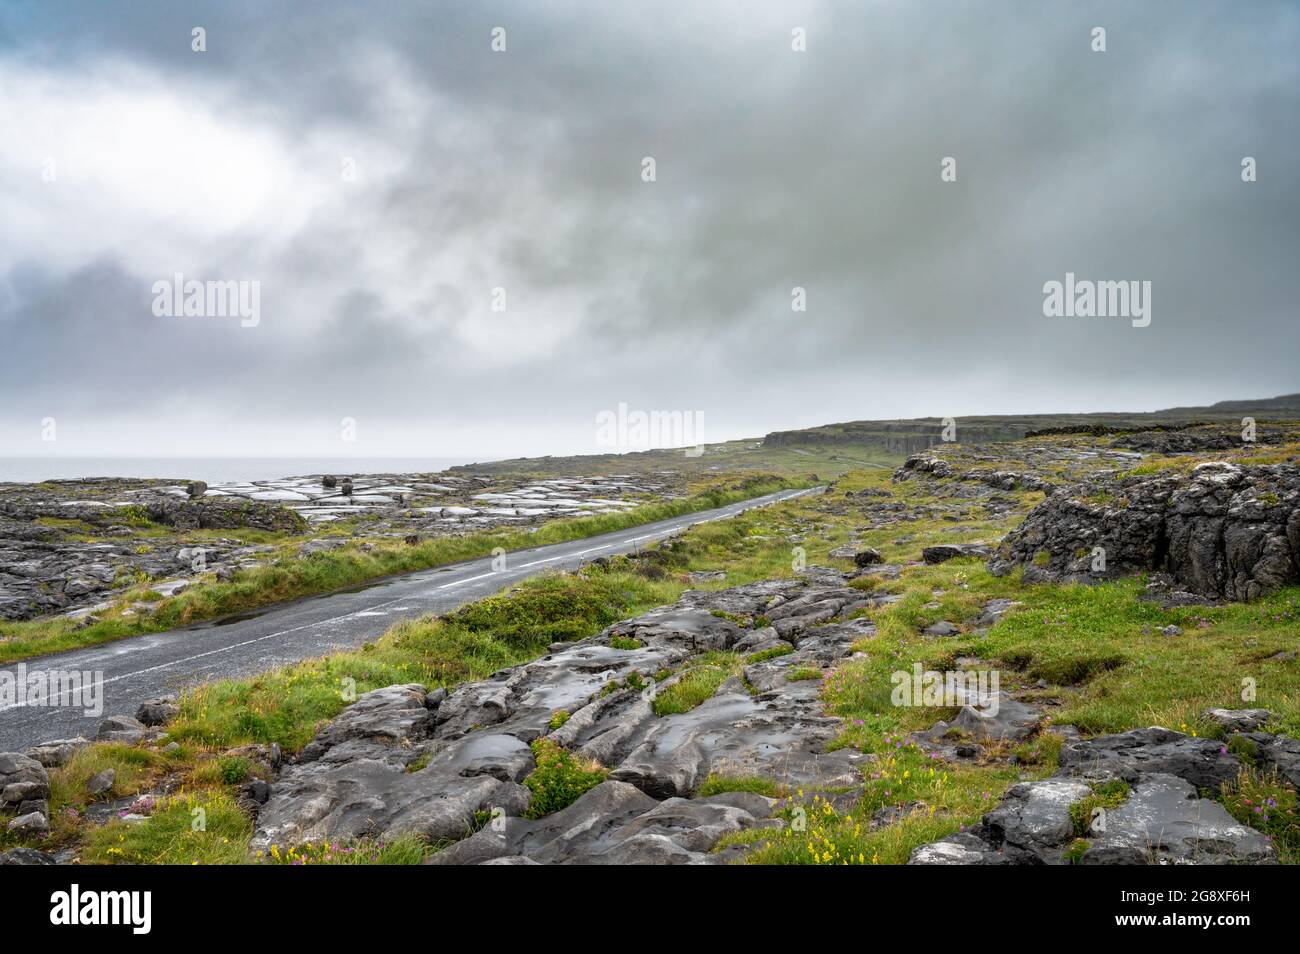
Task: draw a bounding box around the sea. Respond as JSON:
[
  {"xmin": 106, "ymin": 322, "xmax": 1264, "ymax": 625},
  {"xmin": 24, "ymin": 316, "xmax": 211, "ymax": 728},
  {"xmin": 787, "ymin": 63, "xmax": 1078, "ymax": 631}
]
[{"xmin": 0, "ymin": 457, "xmax": 487, "ymax": 484}]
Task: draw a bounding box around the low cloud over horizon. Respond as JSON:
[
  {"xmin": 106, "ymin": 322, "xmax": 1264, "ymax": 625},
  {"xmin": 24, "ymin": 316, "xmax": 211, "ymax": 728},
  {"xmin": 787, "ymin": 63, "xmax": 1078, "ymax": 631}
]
[{"xmin": 2, "ymin": 1, "xmax": 1298, "ymax": 459}]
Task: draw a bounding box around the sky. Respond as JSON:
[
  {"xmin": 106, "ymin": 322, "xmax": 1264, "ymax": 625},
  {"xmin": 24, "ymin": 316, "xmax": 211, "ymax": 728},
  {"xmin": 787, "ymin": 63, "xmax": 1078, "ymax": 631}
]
[{"xmin": 1, "ymin": 0, "xmax": 1297, "ymax": 460}]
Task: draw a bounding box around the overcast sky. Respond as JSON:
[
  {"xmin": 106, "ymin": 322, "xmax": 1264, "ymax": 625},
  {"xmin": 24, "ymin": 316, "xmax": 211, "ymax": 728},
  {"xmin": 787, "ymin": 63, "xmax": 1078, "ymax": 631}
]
[{"xmin": 1, "ymin": 0, "xmax": 1297, "ymax": 459}]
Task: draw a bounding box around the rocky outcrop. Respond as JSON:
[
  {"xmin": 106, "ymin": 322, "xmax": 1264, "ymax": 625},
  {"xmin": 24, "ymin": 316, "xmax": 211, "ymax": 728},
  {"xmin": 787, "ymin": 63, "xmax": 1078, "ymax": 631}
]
[
  {"xmin": 894, "ymin": 454, "xmax": 1050, "ymax": 493},
  {"xmin": 251, "ymin": 573, "xmax": 884, "ymax": 861},
  {"xmin": 141, "ymin": 498, "xmax": 307, "ymax": 533},
  {"xmin": 910, "ymin": 725, "xmax": 1281, "ymax": 865},
  {"xmin": 1114, "ymin": 427, "xmax": 1285, "ymax": 454},
  {"xmin": 989, "ymin": 462, "xmax": 1300, "ymax": 601}
]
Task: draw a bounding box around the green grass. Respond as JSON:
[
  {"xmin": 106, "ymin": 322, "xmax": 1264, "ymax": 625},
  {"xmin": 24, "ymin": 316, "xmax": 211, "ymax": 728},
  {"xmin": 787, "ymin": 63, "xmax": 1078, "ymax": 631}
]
[
  {"xmin": 165, "ymin": 568, "xmax": 681, "ymax": 752},
  {"xmin": 257, "ymin": 834, "xmax": 430, "ymax": 865},
  {"xmin": 524, "ymin": 738, "xmax": 608, "ymax": 818},
  {"xmin": 10, "ymin": 443, "xmax": 1297, "ymax": 866},
  {"xmin": 81, "ymin": 790, "xmax": 252, "ymax": 865},
  {"xmin": 0, "ymin": 475, "xmax": 805, "ymax": 663},
  {"xmin": 786, "ymin": 666, "xmax": 823, "ymax": 682},
  {"xmin": 697, "ymin": 775, "xmax": 786, "ymax": 798},
  {"xmin": 653, "ymin": 652, "xmax": 744, "ymax": 716},
  {"xmin": 1221, "ymin": 768, "xmax": 1300, "ymax": 864}
]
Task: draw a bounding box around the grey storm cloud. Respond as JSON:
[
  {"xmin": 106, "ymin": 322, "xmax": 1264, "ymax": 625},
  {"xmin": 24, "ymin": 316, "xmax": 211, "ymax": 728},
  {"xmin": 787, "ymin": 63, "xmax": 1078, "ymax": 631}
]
[{"xmin": 1, "ymin": 0, "xmax": 1297, "ymax": 457}]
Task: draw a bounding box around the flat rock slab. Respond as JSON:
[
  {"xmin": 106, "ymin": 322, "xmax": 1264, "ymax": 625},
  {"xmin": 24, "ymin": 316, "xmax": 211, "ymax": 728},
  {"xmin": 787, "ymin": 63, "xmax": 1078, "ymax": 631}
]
[
  {"xmin": 910, "ymin": 726, "xmax": 1281, "ymax": 865},
  {"xmin": 1078, "ymin": 774, "xmax": 1274, "ymax": 865},
  {"xmin": 427, "ymin": 780, "xmax": 765, "ymax": 865},
  {"xmin": 251, "ymin": 574, "xmax": 869, "ymax": 859},
  {"xmin": 1058, "ymin": 726, "xmax": 1242, "ymax": 792}
]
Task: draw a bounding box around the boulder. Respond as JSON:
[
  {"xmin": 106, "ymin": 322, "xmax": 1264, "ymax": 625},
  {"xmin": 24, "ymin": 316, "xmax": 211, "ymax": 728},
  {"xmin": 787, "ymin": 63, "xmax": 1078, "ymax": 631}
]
[
  {"xmin": 1202, "ymin": 708, "xmax": 1272, "ymax": 733},
  {"xmin": 95, "ymin": 715, "xmax": 148, "ymax": 744},
  {"xmin": 136, "ymin": 695, "xmax": 180, "ymax": 727},
  {"xmin": 923, "ymin": 543, "xmax": 992, "ymax": 564},
  {"xmin": 86, "ymin": 768, "xmax": 116, "ymax": 796},
  {"xmin": 7, "ymin": 811, "xmax": 48, "ymax": 834},
  {"xmin": 853, "ymin": 547, "xmax": 884, "ymax": 567},
  {"xmin": 23, "ymin": 738, "xmax": 88, "ymax": 769},
  {"xmin": 923, "ymin": 620, "xmax": 960, "ymax": 637}
]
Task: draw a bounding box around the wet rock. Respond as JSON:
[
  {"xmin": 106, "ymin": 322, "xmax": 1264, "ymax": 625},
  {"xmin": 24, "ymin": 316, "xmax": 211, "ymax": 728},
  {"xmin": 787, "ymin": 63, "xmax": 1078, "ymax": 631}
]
[
  {"xmin": 433, "ymin": 642, "xmax": 684, "ymax": 742},
  {"xmin": 427, "ymin": 780, "xmax": 762, "ymax": 865},
  {"xmin": 909, "ymin": 832, "xmax": 1000, "ymax": 865},
  {"xmin": 1077, "ymin": 774, "xmax": 1274, "ymax": 865},
  {"xmin": 975, "ymin": 777, "xmax": 1093, "ymax": 861},
  {"xmin": 252, "ymin": 725, "xmax": 532, "ymax": 850},
  {"xmin": 1241, "ymin": 732, "xmax": 1300, "ymax": 788},
  {"xmin": 186, "ymin": 480, "xmax": 208, "ymax": 498},
  {"xmin": 1058, "ymin": 726, "xmax": 1242, "ymax": 792},
  {"xmin": 911, "ymin": 773, "xmax": 1274, "ymax": 865},
  {"xmin": 297, "ymin": 684, "xmax": 432, "ymax": 762},
  {"xmin": 610, "ymin": 672, "xmax": 864, "ymax": 798},
  {"xmin": 253, "ymin": 576, "xmax": 870, "ymax": 858}
]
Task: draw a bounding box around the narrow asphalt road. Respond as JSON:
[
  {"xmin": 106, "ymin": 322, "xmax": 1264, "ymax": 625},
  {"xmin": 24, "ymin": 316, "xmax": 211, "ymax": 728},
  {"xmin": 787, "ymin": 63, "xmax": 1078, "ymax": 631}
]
[{"xmin": 0, "ymin": 486, "xmax": 821, "ymax": 751}]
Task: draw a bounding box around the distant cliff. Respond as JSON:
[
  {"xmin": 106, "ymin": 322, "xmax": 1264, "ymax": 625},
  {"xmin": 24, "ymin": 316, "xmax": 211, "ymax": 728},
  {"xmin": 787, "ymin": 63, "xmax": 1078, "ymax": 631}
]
[{"xmin": 761, "ymin": 393, "xmax": 1300, "ymax": 451}]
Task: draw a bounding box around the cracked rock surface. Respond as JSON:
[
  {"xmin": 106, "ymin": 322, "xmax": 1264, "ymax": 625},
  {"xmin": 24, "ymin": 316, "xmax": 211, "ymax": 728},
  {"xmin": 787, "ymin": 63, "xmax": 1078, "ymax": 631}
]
[
  {"xmin": 251, "ymin": 572, "xmax": 877, "ymax": 862},
  {"xmin": 910, "ymin": 725, "xmax": 1281, "ymax": 865},
  {"xmin": 988, "ymin": 462, "xmax": 1300, "ymax": 601}
]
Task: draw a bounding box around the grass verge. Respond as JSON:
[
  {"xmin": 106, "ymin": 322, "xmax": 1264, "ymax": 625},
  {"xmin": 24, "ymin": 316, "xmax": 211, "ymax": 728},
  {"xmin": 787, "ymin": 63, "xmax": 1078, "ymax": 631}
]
[{"xmin": 0, "ymin": 475, "xmax": 805, "ymax": 663}]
